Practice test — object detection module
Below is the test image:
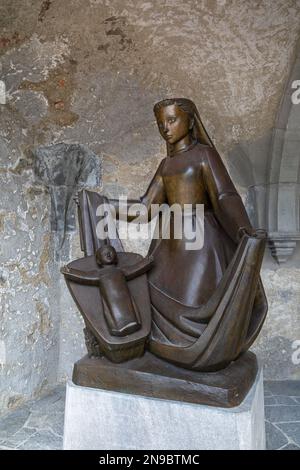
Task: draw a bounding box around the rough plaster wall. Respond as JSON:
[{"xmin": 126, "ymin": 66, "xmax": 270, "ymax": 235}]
[
  {"xmin": 0, "ymin": 0, "xmax": 300, "ymax": 413},
  {"xmin": 0, "ymin": 116, "xmax": 60, "ymax": 411}
]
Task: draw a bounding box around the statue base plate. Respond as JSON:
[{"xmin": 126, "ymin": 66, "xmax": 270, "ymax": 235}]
[
  {"xmin": 64, "ymin": 364, "xmax": 265, "ymax": 450},
  {"xmin": 72, "ymin": 351, "xmax": 258, "ymax": 408}
]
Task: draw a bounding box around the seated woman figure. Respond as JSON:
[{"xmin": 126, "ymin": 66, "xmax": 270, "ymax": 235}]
[{"xmin": 104, "ymin": 98, "xmax": 268, "ymax": 371}]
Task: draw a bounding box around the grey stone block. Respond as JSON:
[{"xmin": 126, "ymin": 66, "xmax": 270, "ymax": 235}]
[
  {"xmin": 273, "ymin": 396, "xmax": 299, "ymax": 405},
  {"xmin": 18, "ymin": 430, "xmax": 62, "ymax": 450},
  {"xmin": 265, "ymin": 421, "xmax": 288, "ymax": 450},
  {"xmin": 277, "ymin": 422, "xmax": 300, "ymax": 447},
  {"xmin": 29, "ymin": 387, "xmax": 65, "ymax": 413},
  {"xmin": 265, "ymin": 381, "xmax": 300, "ymax": 397},
  {"xmin": 63, "ymin": 369, "xmax": 265, "ymax": 450},
  {"xmin": 281, "ymin": 443, "xmax": 300, "ymax": 450},
  {"xmin": 265, "ymin": 405, "xmax": 300, "ymax": 423},
  {"xmin": 264, "ymin": 397, "xmax": 277, "ymax": 405},
  {"xmin": 0, "ymin": 407, "xmax": 30, "ymax": 441},
  {"xmin": 46, "ymin": 412, "xmax": 64, "ymax": 437},
  {"xmin": 1, "ymin": 427, "xmax": 37, "ymax": 448}
]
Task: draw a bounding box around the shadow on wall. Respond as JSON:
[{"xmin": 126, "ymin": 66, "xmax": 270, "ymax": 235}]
[
  {"xmin": 228, "ymin": 44, "xmax": 300, "ymax": 265},
  {"xmin": 33, "ymin": 143, "xmax": 101, "ymax": 258}
]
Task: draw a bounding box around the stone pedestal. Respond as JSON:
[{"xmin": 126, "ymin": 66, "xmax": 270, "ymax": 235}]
[{"xmin": 63, "ymin": 367, "xmax": 265, "ymax": 450}]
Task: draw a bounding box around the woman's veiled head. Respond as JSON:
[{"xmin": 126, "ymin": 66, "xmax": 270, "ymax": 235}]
[
  {"xmin": 153, "ymin": 98, "xmax": 213, "ymax": 153},
  {"xmin": 154, "ymin": 102, "xmax": 193, "ymax": 146}
]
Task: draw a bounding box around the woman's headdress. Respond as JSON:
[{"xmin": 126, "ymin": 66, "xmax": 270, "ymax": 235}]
[{"xmin": 153, "ymin": 98, "xmax": 214, "ymax": 155}]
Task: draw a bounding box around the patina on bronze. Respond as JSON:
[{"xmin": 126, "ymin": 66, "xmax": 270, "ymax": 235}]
[{"xmin": 62, "ymin": 98, "xmax": 268, "ymax": 406}]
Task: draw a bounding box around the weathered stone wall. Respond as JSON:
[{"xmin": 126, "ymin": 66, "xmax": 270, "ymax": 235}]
[{"xmin": 1, "ymin": 0, "xmax": 300, "ymax": 414}]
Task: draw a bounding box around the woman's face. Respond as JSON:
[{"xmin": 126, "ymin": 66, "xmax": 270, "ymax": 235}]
[{"xmin": 156, "ymin": 104, "xmax": 191, "ymax": 145}]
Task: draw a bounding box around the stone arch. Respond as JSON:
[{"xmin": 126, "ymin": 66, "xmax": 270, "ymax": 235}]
[{"xmin": 266, "ymin": 43, "xmax": 300, "ymax": 262}]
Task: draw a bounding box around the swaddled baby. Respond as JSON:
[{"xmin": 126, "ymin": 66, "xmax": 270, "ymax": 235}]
[{"xmin": 62, "ymin": 245, "xmax": 153, "ymax": 337}]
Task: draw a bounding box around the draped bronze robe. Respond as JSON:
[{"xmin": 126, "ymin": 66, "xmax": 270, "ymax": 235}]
[{"xmin": 137, "ymin": 142, "xmax": 268, "ymax": 371}]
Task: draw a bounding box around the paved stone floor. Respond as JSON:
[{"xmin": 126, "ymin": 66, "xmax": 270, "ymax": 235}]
[
  {"xmin": 264, "ymin": 381, "xmax": 300, "ymax": 450},
  {"xmin": 0, "ymin": 381, "xmax": 299, "ymax": 450}
]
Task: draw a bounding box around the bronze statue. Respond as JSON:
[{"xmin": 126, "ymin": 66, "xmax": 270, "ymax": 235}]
[{"xmin": 62, "ymin": 98, "xmax": 268, "ymax": 407}]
